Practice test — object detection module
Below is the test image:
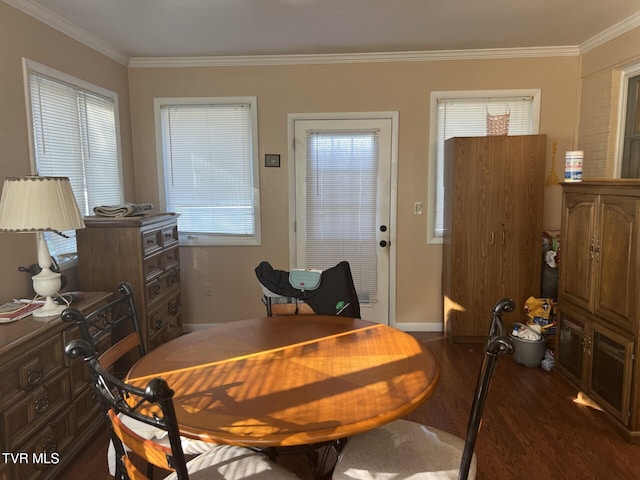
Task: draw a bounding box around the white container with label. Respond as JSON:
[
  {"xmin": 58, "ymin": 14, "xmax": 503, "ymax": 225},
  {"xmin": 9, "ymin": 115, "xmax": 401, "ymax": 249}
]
[{"xmin": 564, "ymin": 151, "xmax": 583, "ymax": 182}]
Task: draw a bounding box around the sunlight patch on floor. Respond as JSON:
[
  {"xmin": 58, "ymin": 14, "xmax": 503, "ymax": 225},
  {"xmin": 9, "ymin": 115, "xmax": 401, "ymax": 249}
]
[{"xmin": 572, "ymin": 391, "xmax": 603, "ymax": 411}]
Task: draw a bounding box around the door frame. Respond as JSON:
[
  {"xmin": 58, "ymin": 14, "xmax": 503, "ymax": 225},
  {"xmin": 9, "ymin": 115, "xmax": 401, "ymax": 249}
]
[{"xmin": 287, "ymin": 112, "xmax": 399, "ymax": 325}]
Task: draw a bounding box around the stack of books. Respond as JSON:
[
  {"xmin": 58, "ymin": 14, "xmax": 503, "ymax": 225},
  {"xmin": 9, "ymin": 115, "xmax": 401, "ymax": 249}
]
[{"xmin": 0, "ymin": 301, "xmax": 42, "ymax": 323}]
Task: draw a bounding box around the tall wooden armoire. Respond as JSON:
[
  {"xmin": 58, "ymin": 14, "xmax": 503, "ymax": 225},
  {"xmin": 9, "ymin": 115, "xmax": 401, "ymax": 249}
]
[{"xmin": 442, "ymin": 134, "xmax": 546, "ymax": 342}]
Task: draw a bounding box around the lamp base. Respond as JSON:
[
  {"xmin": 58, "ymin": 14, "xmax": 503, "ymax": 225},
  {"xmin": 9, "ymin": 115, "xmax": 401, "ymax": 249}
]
[
  {"xmin": 32, "ymin": 296, "xmax": 65, "ymax": 318},
  {"xmin": 31, "ymin": 260, "xmax": 63, "ymax": 319}
]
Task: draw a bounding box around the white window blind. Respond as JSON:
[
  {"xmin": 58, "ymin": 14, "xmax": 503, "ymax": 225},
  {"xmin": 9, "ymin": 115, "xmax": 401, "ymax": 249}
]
[
  {"xmin": 27, "ymin": 66, "xmax": 122, "ymax": 258},
  {"xmin": 158, "ymin": 100, "xmax": 260, "ymax": 245},
  {"xmin": 305, "ymin": 130, "xmax": 378, "ymax": 301},
  {"xmin": 432, "ymin": 95, "xmax": 536, "ymax": 239}
]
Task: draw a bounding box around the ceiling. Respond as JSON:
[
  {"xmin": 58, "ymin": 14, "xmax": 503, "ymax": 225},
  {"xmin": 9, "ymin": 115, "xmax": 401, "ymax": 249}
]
[{"xmin": 6, "ymin": 0, "xmax": 640, "ymax": 62}]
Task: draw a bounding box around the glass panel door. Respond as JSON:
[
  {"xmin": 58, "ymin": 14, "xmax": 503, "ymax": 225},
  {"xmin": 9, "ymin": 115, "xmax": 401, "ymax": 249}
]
[
  {"xmin": 589, "ymin": 323, "xmax": 634, "ymax": 424},
  {"xmin": 557, "ymin": 312, "xmax": 585, "ymax": 384}
]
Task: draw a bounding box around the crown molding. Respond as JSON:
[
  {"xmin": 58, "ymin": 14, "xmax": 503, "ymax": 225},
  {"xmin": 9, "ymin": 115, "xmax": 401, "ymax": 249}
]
[
  {"xmin": 7, "ymin": 0, "xmax": 638, "ymax": 68},
  {"xmin": 580, "ymin": 12, "xmax": 640, "ymax": 54},
  {"xmin": 4, "ymin": 0, "xmax": 129, "ymax": 65},
  {"xmin": 128, "ymin": 46, "xmax": 579, "ymax": 68}
]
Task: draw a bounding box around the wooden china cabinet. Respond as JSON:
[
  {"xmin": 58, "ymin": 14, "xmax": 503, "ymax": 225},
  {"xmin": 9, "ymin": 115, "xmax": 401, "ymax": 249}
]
[{"xmin": 556, "ymin": 180, "xmax": 640, "ymax": 442}]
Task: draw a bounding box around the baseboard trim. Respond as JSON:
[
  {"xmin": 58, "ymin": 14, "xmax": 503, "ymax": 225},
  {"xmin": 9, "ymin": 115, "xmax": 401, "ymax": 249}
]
[
  {"xmin": 184, "ymin": 321, "xmax": 444, "ymax": 333},
  {"xmin": 183, "ymin": 323, "xmax": 219, "ymax": 333},
  {"xmin": 392, "ymin": 322, "xmax": 444, "ymax": 333}
]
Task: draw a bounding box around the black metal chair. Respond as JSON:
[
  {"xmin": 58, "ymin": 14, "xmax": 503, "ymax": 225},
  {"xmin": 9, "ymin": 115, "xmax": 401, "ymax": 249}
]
[
  {"xmin": 65, "ymin": 339, "xmax": 301, "ymax": 480},
  {"xmin": 62, "ymin": 281, "xmax": 145, "ymax": 373},
  {"xmin": 62, "ymin": 281, "xmax": 213, "ymax": 478},
  {"xmin": 331, "ymin": 298, "xmax": 515, "ymax": 480}
]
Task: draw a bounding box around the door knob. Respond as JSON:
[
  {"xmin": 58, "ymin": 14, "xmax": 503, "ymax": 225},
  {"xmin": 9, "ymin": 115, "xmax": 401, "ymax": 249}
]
[
  {"xmin": 380, "ymin": 225, "xmax": 387, "ymax": 232},
  {"xmin": 379, "ymin": 240, "xmax": 389, "ymax": 247}
]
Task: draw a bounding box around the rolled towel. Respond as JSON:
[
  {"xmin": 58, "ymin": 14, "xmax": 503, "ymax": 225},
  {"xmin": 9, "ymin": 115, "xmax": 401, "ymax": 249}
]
[{"xmin": 93, "ymin": 203, "xmax": 154, "ymax": 217}]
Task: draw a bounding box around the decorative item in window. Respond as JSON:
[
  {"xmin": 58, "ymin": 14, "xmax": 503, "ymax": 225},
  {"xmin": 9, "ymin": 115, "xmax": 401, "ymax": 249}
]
[
  {"xmin": 486, "ymin": 106, "xmax": 510, "ymax": 136},
  {"xmin": 265, "ymin": 154, "xmax": 281, "ymax": 167}
]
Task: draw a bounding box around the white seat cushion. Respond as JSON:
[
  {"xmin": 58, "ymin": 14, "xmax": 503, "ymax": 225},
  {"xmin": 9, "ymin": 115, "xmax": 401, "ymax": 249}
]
[
  {"xmin": 165, "ymin": 444, "xmax": 301, "ymax": 479},
  {"xmin": 107, "ymin": 414, "xmax": 218, "ymax": 475},
  {"xmin": 332, "ymin": 419, "xmax": 477, "ymax": 480}
]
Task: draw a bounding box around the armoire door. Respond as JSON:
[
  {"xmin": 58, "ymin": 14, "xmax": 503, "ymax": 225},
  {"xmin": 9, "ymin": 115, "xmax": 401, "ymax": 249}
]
[
  {"xmin": 498, "ymin": 135, "xmax": 546, "ymax": 312},
  {"xmin": 559, "ymin": 193, "xmax": 598, "ymax": 312},
  {"xmin": 594, "ymin": 195, "xmax": 640, "ymax": 331}
]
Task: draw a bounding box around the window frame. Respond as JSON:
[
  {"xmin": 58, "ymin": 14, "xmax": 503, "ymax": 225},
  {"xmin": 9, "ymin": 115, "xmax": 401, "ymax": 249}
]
[
  {"xmin": 427, "ymin": 89, "xmax": 541, "ymax": 244},
  {"xmin": 22, "ymin": 58, "xmax": 124, "ymax": 263},
  {"xmin": 616, "ymin": 63, "xmax": 640, "ymax": 178},
  {"xmin": 154, "ymin": 96, "xmax": 261, "ymax": 246}
]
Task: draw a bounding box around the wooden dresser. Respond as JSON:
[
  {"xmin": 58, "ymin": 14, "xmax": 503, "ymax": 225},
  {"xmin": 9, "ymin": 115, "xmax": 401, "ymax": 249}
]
[
  {"xmin": 556, "ymin": 180, "xmax": 640, "ymax": 442},
  {"xmin": 0, "ymin": 292, "xmax": 111, "ymax": 480},
  {"xmin": 76, "ymin": 213, "xmax": 183, "ymax": 354}
]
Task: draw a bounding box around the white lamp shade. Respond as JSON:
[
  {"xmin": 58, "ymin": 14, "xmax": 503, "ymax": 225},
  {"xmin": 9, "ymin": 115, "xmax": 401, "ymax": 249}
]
[{"xmin": 0, "ymin": 176, "xmax": 85, "ymax": 233}]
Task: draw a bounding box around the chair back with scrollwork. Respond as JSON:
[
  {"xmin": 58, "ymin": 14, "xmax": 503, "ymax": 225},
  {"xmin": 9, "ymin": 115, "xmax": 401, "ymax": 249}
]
[
  {"xmin": 65, "ymin": 339, "xmax": 189, "ymax": 479},
  {"xmin": 62, "ymin": 281, "xmax": 145, "ymax": 372}
]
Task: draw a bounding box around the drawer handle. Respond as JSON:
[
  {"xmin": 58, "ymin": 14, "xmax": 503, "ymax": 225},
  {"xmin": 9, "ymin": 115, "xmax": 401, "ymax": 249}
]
[
  {"xmin": 155, "ymin": 319, "xmax": 162, "ymax": 329},
  {"xmin": 170, "ymin": 270, "xmax": 178, "ymax": 284},
  {"xmin": 34, "ymin": 434, "xmax": 57, "ymax": 470},
  {"xmin": 27, "ymin": 366, "xmax": 44, "ymax": 387},
  {"xmin": 170, "ymin": 304, "xmax": 179, "ymax": 315},
  {"xmin": 153, "ymin": 284, "xmax": 161, "ymax": 295},
  {"xmin": 42, "ymin": 433, "xmax": 57, "ymax": 453},
  {"xmin": 35, "ymin": 393, "xmax": 49, "ymax": 414}
]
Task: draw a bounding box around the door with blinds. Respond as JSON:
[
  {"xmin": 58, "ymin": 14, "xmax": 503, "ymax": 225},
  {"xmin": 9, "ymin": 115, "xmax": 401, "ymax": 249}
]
[{"xmin": 292, "ymin": 117, "xmax": 394, "ymax": 324}]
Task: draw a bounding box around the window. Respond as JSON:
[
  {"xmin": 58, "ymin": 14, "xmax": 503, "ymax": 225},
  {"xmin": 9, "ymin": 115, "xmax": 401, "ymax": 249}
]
[
  {"xmin": 305, "ymin": 129, "xmax": 379, "ymax": 302},
  {"xmin": 428, "ymin": 90, "xmax": 540, "ymax": 243},
  {"xmin": 24, "ymin": 59, "xmax": 123, "ymax": 259},
  {"xmin": 620, "ymin": 74, "xmax": 640, "ymax": 177},
  {"xmin": 155, "ymin": 97, "xmax": 260, "ymax": 246}
]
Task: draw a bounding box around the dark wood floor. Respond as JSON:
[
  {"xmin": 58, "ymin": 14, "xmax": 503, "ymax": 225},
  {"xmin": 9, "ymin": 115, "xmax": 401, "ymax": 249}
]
[{"xmin": 60, "ymin": 333, "xmax": 640, "ymax": 479}]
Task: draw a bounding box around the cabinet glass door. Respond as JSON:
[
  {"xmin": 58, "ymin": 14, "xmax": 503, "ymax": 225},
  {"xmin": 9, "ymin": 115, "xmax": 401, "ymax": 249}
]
[
  {"xmin": 557, "ymin": 312, "xmax": 585, "ymax": 384},
  {"xmin": 589, "ymin": 323, "xmax": 634, "ymax": 424}
]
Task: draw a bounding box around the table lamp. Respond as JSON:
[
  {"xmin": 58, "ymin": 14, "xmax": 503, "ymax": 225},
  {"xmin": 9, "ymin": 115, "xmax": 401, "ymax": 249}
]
[{"xmin": 0, "ymin": 176, "xmax": 85, "ymax": 318}]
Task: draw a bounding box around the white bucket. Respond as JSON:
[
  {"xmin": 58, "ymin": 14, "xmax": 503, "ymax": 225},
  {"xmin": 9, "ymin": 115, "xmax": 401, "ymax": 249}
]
[{"xmin": 564, "ymin": 151, "xmax": 583, "ymax": 182}]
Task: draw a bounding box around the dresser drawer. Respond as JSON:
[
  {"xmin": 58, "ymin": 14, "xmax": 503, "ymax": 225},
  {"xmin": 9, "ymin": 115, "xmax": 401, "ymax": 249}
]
[
  {"xmin": 163, "ymin": 246, "xmax": 180, "ymax": 271},
  {"xmin": 1, "ymin": 369, "xmax": 70, "ymax": 451},
  {"xmin": 145, "ymin": 268, "xmax": 180, "ymax": 306},
  {"xmin": 148, "ymin": 319, "xmax": 183, "ymax": 352},
  {"xmin": 147, "ymin": 295, "xmax": 181, "ymax": 338},
  {"xmin": 162, "ymin": 223, "xmax": 179, "ymax": 247},
  {"xmin": 72, "ymin": 383, "xmax": 102, "ymax": 434},
  {"xmin": 142, "ymin": 228, "xmax": 163, "ymax": 257},
  {"xmin": 0, "ymin": 335, "xmax": 64, "ymax": 408},
  {"xmin": 12, "ymin": 406, "xmax": 74, "ymax": 480},
  {"xmin": 143, "ymin": 251, "xmax": 165, "ymax": 282}
]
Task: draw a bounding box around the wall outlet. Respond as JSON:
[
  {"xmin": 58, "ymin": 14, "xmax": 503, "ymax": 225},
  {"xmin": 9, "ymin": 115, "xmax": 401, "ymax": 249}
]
[{"xmin": 204, "ymin": 282, "xmax": 213, "ymax": 296}]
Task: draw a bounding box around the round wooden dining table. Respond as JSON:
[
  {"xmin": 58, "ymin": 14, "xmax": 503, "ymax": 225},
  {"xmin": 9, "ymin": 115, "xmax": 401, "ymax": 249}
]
[{"xmin": 126, "ymin": 315, "xmax": 440, "ymax": 447}]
